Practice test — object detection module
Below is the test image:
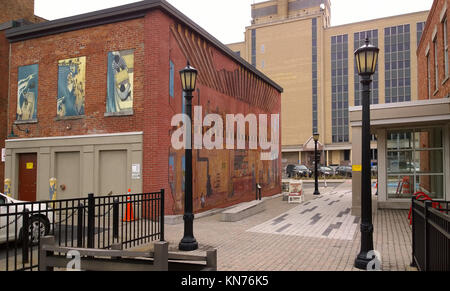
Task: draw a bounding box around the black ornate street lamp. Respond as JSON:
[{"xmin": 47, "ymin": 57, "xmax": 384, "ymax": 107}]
[
  {"xmin": 354, "ymin": 38, "xmax": 380, "ymax": 270},
  {"xmin": 179, "ymin": 61, "xmax": 199, "ymax": 251},
  {"xmin": 313, "ymin": 132, "xmax": 320, "ymax": 196}
]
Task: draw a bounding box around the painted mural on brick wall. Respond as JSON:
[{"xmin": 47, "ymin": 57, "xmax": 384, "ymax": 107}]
[
  {"xmin": 57, "ymin": 57, "xmax": 86, "ymax": 117},
  {"xmin": 168, "ymin": 24, "xmax": 281, "ymax": 214},
  {"xmin": 168, "ymin": 101, "xmax": 280, "ymax": 215},
  {"xmin": 169, "ymin": 147, "xmax": 280, "ymax": 214},
  {"xmin": 107, "ymin": 50, "xmax": 134, "ymax": 113},
  {"xmin": 17, "ymin": 64, "xmax": 39, "ymax": 121}
]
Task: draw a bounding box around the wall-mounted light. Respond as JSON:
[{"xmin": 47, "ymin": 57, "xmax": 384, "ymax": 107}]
[{"xmin": 8, "ymin": 124, "xmax": 30, "ymax": 138}]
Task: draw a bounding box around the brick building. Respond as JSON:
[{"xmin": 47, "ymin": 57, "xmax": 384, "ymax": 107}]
[
  {"xmin": 350, "ymin": 0, "xmax": 449, "ymax": 215},
  {"xmin": 1, "ymin": 0, "xmax": 46, "ymax": 190},
  {"xmin": 3, "ymin": 0, "xmax": 282, "ymax": 216},
  {"xmin": 417, "ymin": 0, "xmax": 450, "ymax": 100}
]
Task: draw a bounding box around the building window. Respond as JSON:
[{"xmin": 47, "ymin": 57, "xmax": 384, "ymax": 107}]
[
  {"xmin": 261, "ymin": 60, "xmax": 265, "ymax": 69},
  {"xmin": 417, "ymin": 22, "xmax": 426, "ymax": 47},
  {"xmin": 344, "ymin": 150, "xmax": 351, "ymax": 161},
  {"xmin": 354, "ymin": 30, "xmax": 379, "ymax": 106},
  {"xmin": 261, "ymin": 44, "xmax": 265, "ymax": 53},
  {"xmin": 169, "ymin": 60, "xmax": 175, "ymax": 98},
  {"xmin": 312, "ymin": 18, "xmax": 318, "ymax": 133},
  {"xmin": 443, "ymin": 17, "xmax": 449, "ymax": 79},
  {"xmin": 387, "ymin": 127, "xmax": 444, "ymax": 200},
  {"xmin": 385, "ymin": 24, "xmax": 411, "ymax": 103},
  {"xmin": 235, "ymin": 51, "xmax": 241, "ymax": 57},
  {"xmin": 434, "ymin": 35, "xmax": 439, "ymax": 91},
  {"xmin": 427, "ymin": 52, "xmax": 431, "ymax": 99},
  {"xmin": 331, "ymin": 34, "xmax": 349, "ymax": 143},
  {"xmin": 251, "ymin": 29, "xmax": 256, "ymax": 67}
]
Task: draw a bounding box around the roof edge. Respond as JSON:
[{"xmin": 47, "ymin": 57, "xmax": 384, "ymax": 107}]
[{"xmin": 5, "ymin": 0, "xmax": 283, "ymax": 93}]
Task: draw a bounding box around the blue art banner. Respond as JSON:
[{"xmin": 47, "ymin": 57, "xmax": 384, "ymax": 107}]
[
  {"xmin": 107, "ymin": 50, "xmax": 134, "ymax": 113},
  {"xmin": 57, "ymin": 57, "xmax": 86, "ymax": 117},
  {"xmin": 17, "ymin": 64, "xmax": 38, "ymax": 121}
]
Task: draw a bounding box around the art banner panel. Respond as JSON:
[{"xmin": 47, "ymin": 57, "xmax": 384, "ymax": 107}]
[
  {"xmin": 17, "ymin": 64, "xmax": 39, "ymax": 121},
  {"xmin": 57, "ymin": 56, "xmax": 86, "ymax": 117},
  {"xmin": 107, "ymin": 50, "xmax": 134, "ymax": 113}
]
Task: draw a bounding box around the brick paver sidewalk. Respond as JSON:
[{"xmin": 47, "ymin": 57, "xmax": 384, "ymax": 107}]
[{"xmin": 160, "ymin": 181, "xmax": 414, "ymax": 271}]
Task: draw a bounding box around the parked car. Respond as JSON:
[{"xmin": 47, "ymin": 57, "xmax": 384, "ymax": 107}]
[
  {"xmin": 286, "ymin": 165, "xmax": 312, "ymax": 178},
  {"xmin": 318, "ymin": 166, "xmax": 334, "ymax": 177},
  {"xmin": 302, "ymin": 166, "xmax": 313, "ymax": 178},
  {"xmin": 336, "ymin": 166, "xmax": 353, "ymax": 178},
  {"xmin": 0, "ymin": 193, "xmax": 53, "ymax": 245},
  {"xmin": 329, "ymin": 165, "xmax": 340, "ymax": 176}
]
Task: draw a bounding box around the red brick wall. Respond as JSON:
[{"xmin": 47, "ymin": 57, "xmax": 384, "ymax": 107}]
[
  {"xmin": 418, "ymin": 0, "xmax": 450, "ymax": 100},
  {"xmin": 8, "ymin": 8, "xmax": 282, "ymax": 215},
  {"xmin": 143, "ymin": 10, "xmax": 171, "ymax": 209},
  {"xmin": 1, "ymin": 0, "xmax": 35, "ymax": 23},
  {"xmin": 143, "ymin": 10, "xmax": 282, "ymax": 215},
  {"xmin": 0, "ymin": 32, "xmax": 8, "ymax": 185},
  {"xmin": 8, "ymin": 19, "xmax": 146, "ymax": 138}
]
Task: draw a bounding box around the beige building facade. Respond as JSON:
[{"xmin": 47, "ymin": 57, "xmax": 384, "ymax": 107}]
[
  {"xmin": 4, "ymin": 133, "xmax": 143, "ymax": 201},
  {"xmin": 228, "ymin": 0, "xmax": 429, "ymax": 168}
]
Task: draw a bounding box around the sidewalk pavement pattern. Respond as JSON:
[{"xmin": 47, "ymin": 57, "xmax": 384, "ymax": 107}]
[
  {"xmin": 248, "ymin": 188, "xmax": 358, "ymax": 241},
  {"xmin": 161, "ymin": 181, "xmax": 414, "ymax": 271}
]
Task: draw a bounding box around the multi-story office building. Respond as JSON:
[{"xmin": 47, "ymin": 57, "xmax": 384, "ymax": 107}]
[{"xmin": 228, "ymin": 0, "xmax": 429, "ymax": 168}]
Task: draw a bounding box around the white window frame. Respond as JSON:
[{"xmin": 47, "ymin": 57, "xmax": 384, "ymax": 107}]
[
  {"xmin": 386, "ymin": 126, "xmax": 446, "ymax": 200},
  {"xmin": 427, "ymin": 50, "xmax": 431, "ymax": 99},
  {"xmin": 434, "ymin": 35, "xmax": 439, "ymax": 91},
  {"xmin": 443, "ymin": 17, "xmax": 449, "ymax": 79}
]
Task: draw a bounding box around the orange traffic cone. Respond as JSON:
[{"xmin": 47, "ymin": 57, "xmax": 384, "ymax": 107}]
[{"xmin": 123, "ymin": 190, "xmax": 135, "ymax": 222}]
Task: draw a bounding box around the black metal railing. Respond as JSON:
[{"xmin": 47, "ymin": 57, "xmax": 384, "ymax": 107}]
[
  {"xmin": 0, "ymin": 190, "xmax": 165, "ymax": 271},
  {"xmin": 411, "ymin": 197, "xmax": 450, "ymax": 271}
]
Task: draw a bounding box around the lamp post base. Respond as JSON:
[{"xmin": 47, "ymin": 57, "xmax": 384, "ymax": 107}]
[
  {"xmin": 354, "ymin": 251, "xmax": 373, "ymax": 270},
  {"xmin": 313, "ymin": 190, "xmax": 321, "ymax": 196},
  {"xmin": 179, "ymin": 239, "xmax": 199, "ymax": 252}
]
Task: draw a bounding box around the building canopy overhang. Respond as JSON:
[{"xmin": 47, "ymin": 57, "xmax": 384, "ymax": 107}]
[{"xmin": 349, "ymin": 98, "xmax": 450, "ymax": 129}]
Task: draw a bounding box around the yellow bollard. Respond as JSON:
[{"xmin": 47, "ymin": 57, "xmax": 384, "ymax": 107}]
[{"xmin": 4, "ymin": 179, "xmax": 11, "ymax": 197}]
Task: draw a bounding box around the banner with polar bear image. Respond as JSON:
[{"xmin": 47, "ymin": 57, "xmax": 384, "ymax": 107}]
[
  {"xmin": 57, "ymin": 57, "xmax": 86, "ymax": 117},
  {"xmin": 107, "ymin": 50, "xmax": 134, "ymax": 113},
  {"xmin": 17, "ymin": 64, "xmax": 39, "ymax": 121}
]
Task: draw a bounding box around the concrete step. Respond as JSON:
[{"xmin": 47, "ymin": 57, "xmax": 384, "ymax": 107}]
[{"xmin": 221, "ymin": 200, "xmax": 266, "ymax": 222}]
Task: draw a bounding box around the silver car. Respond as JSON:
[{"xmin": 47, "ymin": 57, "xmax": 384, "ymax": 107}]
[{"xmin": 0, "ymin": 193, "xmax": 53, "ymax": 244}]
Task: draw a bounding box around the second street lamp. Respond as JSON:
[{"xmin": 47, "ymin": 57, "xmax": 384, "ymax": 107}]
[
  {"xmin": 313, "ymin": 132, "xmax": 320, "ymax": 196},
  {"xmin": 354, "ymin": 38, "xmax": 380, "ymax": 270},
  {"xmin": 179, "ymin": 61, "xmax": 199, "ymax": 252}
]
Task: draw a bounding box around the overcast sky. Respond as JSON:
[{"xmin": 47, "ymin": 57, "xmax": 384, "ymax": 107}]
[{"xmin": 34, "ymin": 0, "xmax": 433, "ymax": 44}]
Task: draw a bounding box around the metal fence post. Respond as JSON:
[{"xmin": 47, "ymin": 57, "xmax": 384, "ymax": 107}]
[
  {"xmin": 77, "ymin": 203, "xmax": 84, "ymax": 248},
  {"xmin": 87, "ymin": 193, "xmax": 95, "ymax": 249},
  {"xmin": 22, "ymin": 208, "xmax": 30, "ymax": 264},
  {"xmin": 160, "ymin": 189, "xmax": 165, "ymax": 242},
  {"xmin": 410, "ymin": 196, "xmax": 417, "ymax": 267},
  {"xmin": 113, "ymin": 198, "xmax": 119, "ymax": 241},
  {"xmin": 424, "ymin": 200, "xmax": 431, "ymax": 272}
]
